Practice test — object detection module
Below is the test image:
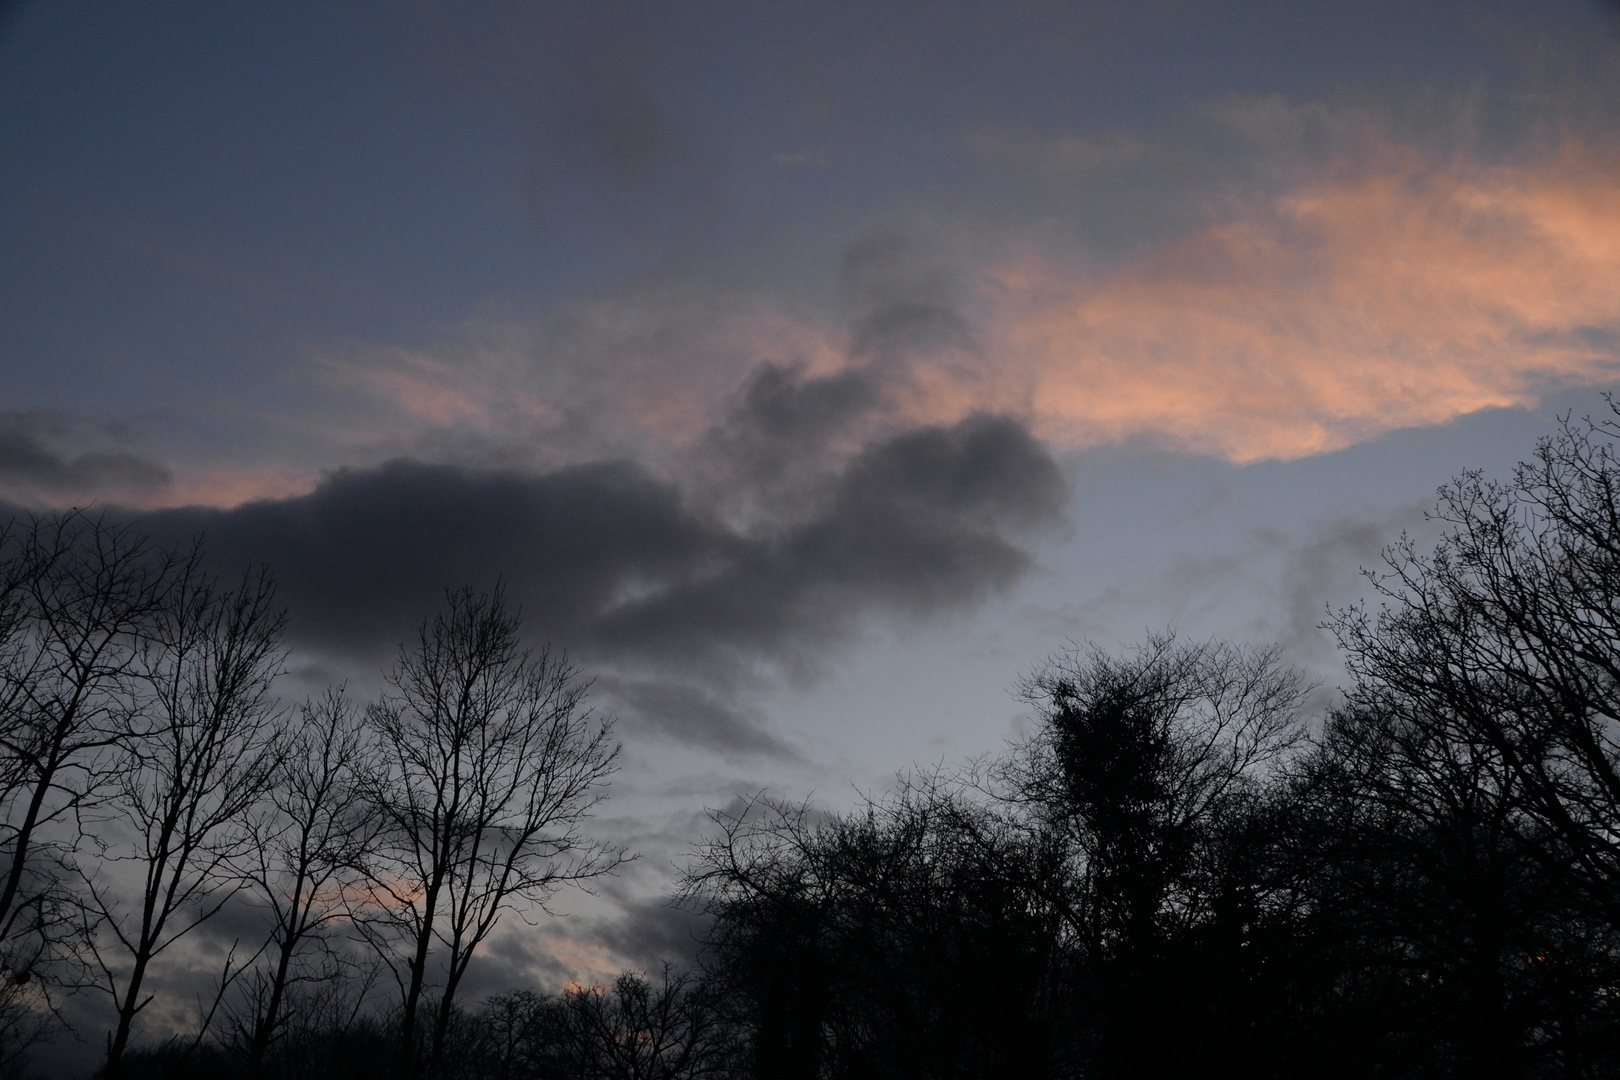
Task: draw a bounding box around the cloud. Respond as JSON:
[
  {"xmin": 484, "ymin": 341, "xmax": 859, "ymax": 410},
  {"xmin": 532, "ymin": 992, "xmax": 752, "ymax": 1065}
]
[
  {"xmin": 696, "ymin": 362, "xmax": 881, "ymax": 521},
  {"xmin": 0, "ymin": 412, "xmax": 170, "ymax": 503},
  {"xmin": 598, "ymin": 676, "xmax": 800, "ymax": 760},
  {"xmin": 984, "ymin": 137, "xmax": 1620, "ymax": 461},
  {"xmin": 133, "ymin": 415, "xmax": 1065, "ymax": 741},
  {"xmin": 18, "ymin": 132, "xmax": 1605, "ymax": 529},
  {"xmin": 150, "ymin": 466, "xmax": 317, "ymax": 510},
  {"xmin": 966, "ymin": 128, "xmax": 1146, "ymax": 176},
  {"xmin": 314, "ymin": 277, "xmax": 840, "ymax": 475},
  {"xmin": 1273, "ymin": 506, "xmax": 1435, "ymax": 667},
  {"xmin": 0, "ymin": 413, "xmax": 319, "ymax": 513},
  {"xmin": 317, "ymin": 134, "xmax": 1620, "ymax": 477},
  {"xmin": 588, "ymin": 895, "xmax": 711, "ymax": 974}
]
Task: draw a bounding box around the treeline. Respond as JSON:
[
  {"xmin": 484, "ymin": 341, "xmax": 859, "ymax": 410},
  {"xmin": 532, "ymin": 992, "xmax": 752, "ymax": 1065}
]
[
  {"xmin": 0, "ymin": 517, "xmax": 620, "ymax": 1079},
  {"xmin": 11, "ymin": 409, "xmax": 1620, "ymax": 1079},
  {"xmin": 676, "ymin": 412, "xmax": 1620, "ymax": 1079}
]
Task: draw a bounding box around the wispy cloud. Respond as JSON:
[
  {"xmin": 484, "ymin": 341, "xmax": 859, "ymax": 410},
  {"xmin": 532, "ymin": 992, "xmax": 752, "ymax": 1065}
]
[
  {"xmin": 23, "ymin": 134, "xmax": 1620, "ymax": 513},
  {"xmin": 313, "ymin": 135, "xmax": 1620, "ymax": 477},
  {"xmin": 986, "ymin": 137, "xmax": 1620, "ymax": 460}
]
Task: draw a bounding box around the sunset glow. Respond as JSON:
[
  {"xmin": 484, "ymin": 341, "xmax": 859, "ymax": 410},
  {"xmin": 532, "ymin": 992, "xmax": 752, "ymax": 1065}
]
[{"xmin": 994, "ymin": 139, "xmax": 1620, "ymax": 460}]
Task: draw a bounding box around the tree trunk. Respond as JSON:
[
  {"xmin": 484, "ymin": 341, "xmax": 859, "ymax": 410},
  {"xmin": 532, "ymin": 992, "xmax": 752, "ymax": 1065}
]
[
  {"xmin": 103, "ymin": 947, "xmax": 153, "ymax": 1080},
  {"xmin": 248, "ymin": 933, "xmax": 297, "ymax": 1073},
  {"xmin": 427, "ymin": 948, "xmax": 469, "ymax": 1078},
  {"xmin": 0, "ymin": 759, "xmax": 57, "ymax": 942},
  {"xmin": 399, "ymin": 879, "xmax": 442, "ymax": 1080}
]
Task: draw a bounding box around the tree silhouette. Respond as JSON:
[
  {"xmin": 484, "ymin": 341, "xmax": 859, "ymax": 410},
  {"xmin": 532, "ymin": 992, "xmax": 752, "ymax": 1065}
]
[
  {"xmin": 81, "ymin": 557, "xmax": 286, "ymax": 1079},
  {"xmin": 1336, "ymin": 406, "xmax": 1620, "ymax": 915},
  {"xmin": 357, "ymin": 585, "xmax": 622, "ymax": 1078},
  {"xmin": 0, "ymin": 514, "xmax": 171, "ymax": 990},
  {"xmin": 237, "ymin": 687, "xmax": 375, "ymax": 1074}
]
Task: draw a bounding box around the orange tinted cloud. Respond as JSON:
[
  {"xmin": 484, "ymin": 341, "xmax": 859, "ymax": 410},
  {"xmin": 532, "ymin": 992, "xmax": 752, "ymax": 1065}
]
[
  {"xmin": 145, "ymin": 466, "xmax": 317, "ymax": 509},
  {"xmin": 328, "ymin": 136, "xmax": 1620, "ymax": 476},
  {"xmin": 0, "ymin": 463, "xmax": 316, "ymax": 513},
  {"xmin": 981, "ymin": 138, "xmax": 1620, "ymax": 461},
  {"xmin": 328, "ymin": 293, "xmax": 847, "ymax": 468}
]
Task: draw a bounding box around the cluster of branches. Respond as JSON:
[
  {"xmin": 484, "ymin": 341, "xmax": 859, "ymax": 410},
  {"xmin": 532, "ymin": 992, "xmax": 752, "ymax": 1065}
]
[
  {"xmin": 114, "ymin": 965, "xmax": 735, "ymax": 1080},
  {"xmin": 0, "ymin": 514, "xmax": 621, "ymax": 1080},
  {"xmin": 680, "ymin": 408, "xmax": 1620, "ymax": 1080}
]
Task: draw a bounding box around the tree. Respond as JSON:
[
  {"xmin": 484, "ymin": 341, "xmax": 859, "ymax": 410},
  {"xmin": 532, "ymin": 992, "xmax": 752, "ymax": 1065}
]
[
  {"xmin": 1287, "ymin": 688, "xmax": 1612, "ymax": 1079},
  {"xmin": 358, "ymin": 586, "xmax": 622, "ymax": 1078},
  {"xmin": 1004, "ymin": 634, "xmax": 1308, "ymax": 1077},
  {"xmin": 1325, "ymin": 404, "xmax": 1620, "ymax": 1072},
  {"xmin": 688, "ymin": 783, "xmax": 1072, "ymax": 1080},
  {"xmin": 0, "ymin": 513, "xmax": 171, "ymax": 988},
  {"xmin": 1334, "ymin": 404, "xmax": 1620, "ymax": 913},
  {"xmin": 80, "ymin": 557, "xmax": 286, "ymax": 1079},
  {"xmin": 1009, "ymin": 635, "xmax": 1306, "ymax": 957},
  {"xmin": 237, "ymin": 687, "xmax": 375, "ymax": 1074},
  {"xmin": 474, "ymin": 969, "xmax": 735, "ymax": 1080}
]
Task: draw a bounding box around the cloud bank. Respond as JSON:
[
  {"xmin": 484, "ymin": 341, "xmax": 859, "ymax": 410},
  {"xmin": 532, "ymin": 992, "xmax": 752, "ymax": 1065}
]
[
  {"xmin": 16, "ymin": 133, "xmax": 1611, "ymax": 514},
  {"xmin": 299, "ymin": 135, "xmax": 1620, "ymax": 487},
  {"xmin": 994, "ymin": 138, "xmax": 1620, "ymax": 460},
  {"xmin": 136, "ymin": 415, "xmax": 1066, "ymax": 685}
]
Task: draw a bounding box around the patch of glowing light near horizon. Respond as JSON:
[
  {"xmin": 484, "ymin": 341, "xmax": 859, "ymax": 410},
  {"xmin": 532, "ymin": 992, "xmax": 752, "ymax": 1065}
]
[{"xmin": 148, "ymin": 466, "xmax": 318, "ymax": 509}]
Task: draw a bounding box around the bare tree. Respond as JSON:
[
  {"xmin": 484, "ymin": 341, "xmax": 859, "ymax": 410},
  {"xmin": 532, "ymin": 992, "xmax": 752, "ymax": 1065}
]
[
  {"xmin": 1334, "ymin": 402, "xmax": 1620, "ymax": 918},
  {"xmin": 358, "ymin": 585, "xmax": 623, "ymax": 1078},
  {"xmin": 544, "ymin": 968, "xmax": 735, "ymax": 1080},
  {"xmin": 236, "ymin": 686, "xmax": 374, "ymax": 1074},
  {"xmin": 686, "ymin": 780, "xmax": 1075, "ymax": 1080},
  {"xmin": 78, "ymin": 557, "xmax": 287, "ymax": 1079},
  {"xmin": 0, "ymin": 513, "xmax": 171, "ymax": 987},
  {"xmin": 1007, "ymin": 633, "xmax": 1307, "ymax": 954}
]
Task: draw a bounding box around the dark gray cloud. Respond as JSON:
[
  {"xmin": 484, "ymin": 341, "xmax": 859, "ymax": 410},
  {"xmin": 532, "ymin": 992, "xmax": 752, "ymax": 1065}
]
[
  {"xmin": 590, "ymin": 895, "xmax": 711, "ymax": 974},
  {"xmin": 598, "ymin": 676, "xmax": 800, "ymax": 760},
  {"xmin": 700, "ymin": 362, "xmax": 881, "ymax": 502},
  {"xmin": 144, "ymin": 456, "xmax": 725, "ymax": 660},
  {"xmin": 132, "ymin": 415, "xmax": 1065, "ymax": 744},
  {"xmin": 584, "ymin": 415, "xmax": 1065, "ymax": 668},
  {"xmin": 0, "ymin": 413, "xmax": 170, "ymax": 498}
]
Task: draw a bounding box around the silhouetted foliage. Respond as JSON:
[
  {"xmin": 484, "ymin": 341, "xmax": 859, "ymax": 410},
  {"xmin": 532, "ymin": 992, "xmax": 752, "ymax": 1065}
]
[
  {"xmin": 685, "ymin": 402, "xmax": 1620, "ymax": 1078},
  {"xmin": 1006, "ymin": 636, "xmax": 1308, "ymax": 1079},
  {"xmin": 462, "ymin": 968, "xmax": 735, "ymax": 1080},
  {"xmin": 688, "ymin": 783, "xmax": 1078, "ymax": 1080}
]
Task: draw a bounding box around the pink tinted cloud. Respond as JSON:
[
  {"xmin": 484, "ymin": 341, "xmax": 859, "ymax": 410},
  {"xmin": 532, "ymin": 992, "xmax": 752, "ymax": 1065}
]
[
  {"xmin": 981, "ymin": 138, "xmax": 1620, "ymax": 461},
  {"xmin": 326, "ymin": 136, "xmax": 1620, "ymax": 478},
  {"xmin": 367, "ymin": 366, "xmax": 493, "ymax": 427},
  {"xmin": 330, "ymin": 296, "xmax": 847, "ymax": 468},
  {"xmin": 141, "ymin": 466, "xmax": 317, "ymax": 510},
  {"xmin": 0, "ymin": 467, "xmax": 316, "ymax": 514}
]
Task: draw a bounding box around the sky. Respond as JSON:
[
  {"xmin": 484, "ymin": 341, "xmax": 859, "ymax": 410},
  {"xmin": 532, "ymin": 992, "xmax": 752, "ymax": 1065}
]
[{"xmin": 4, "ymin": 0, "xmax": 1620, "ymax": 1044}]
